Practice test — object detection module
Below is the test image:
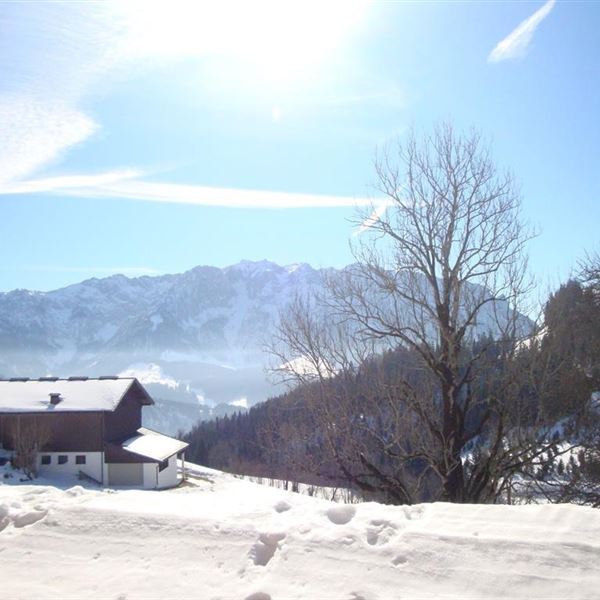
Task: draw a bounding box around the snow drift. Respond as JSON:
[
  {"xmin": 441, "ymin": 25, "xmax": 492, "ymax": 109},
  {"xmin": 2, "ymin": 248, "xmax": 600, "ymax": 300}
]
[{"xmin": 1, "ymin": 463, "xmax": 598, "ymax": 599}]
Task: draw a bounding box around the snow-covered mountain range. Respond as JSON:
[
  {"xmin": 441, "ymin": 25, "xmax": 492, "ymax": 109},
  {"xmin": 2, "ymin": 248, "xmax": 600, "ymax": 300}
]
[
  {"xmin": 0, "ymin": 260, "xmax": 528, "ymax": 434},
  {"xmin": 0, "ymin": 261, "xmax": 327, "ymax": 432}
]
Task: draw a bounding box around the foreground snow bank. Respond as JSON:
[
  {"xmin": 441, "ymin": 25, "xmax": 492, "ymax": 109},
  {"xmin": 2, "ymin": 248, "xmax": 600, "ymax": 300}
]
[{"xmin": 1, "ymin": 464, "xmax": 599, "ymax": 599}]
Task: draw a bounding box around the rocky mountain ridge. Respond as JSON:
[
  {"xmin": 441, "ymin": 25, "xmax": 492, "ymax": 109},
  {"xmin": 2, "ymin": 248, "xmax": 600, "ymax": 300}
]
[{"xmin": 0, "ymin": 260, "xmax": 527, "ymax": 434}]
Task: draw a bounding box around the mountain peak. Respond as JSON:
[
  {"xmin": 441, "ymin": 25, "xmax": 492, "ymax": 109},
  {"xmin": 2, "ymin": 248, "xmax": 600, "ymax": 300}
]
[
  {"xmin": 284, "ymin": 262, "xmax": 312, "ymax": 274},
  {"xmin": 225, "ymin": 259, "xmax": 282, "ymax": 273}
]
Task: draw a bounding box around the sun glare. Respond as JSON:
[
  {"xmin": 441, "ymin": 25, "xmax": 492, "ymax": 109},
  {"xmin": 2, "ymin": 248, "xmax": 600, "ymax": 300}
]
[{"xmin": 117, "ymin": 0, "xmax": 366, "ymax": 82}]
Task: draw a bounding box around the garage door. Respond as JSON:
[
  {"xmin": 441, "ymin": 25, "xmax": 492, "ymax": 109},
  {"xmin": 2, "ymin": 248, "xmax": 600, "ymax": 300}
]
[{"xmin": 107, "ymin": 462, "xmax": 143, "ymax": 486}]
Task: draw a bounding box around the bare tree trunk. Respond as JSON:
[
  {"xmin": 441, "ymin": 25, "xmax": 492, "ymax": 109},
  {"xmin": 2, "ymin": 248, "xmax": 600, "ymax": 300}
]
[
  {"xmin": 9, "ymin": 415, "xmax": 51, "ymax": 480},
  {"xmin": 271, "ymin": 122, "xmax": 549, "ymax": 504}
]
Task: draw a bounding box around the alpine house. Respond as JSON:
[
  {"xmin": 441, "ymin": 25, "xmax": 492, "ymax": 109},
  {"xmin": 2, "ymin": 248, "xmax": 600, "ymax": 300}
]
[{"xmin": 0, "ymin": 376, "xmax": 188, "ymax": 489}]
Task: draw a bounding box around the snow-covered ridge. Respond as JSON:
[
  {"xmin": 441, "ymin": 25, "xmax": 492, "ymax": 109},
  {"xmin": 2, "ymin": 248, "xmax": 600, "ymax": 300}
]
[
  {"xmin": 0, "ymin": 259, "xmax": 325, "ymax": 366},
  {"xmin": 0, "ymin": 463, "xmax": 598, "ymax": 599}
]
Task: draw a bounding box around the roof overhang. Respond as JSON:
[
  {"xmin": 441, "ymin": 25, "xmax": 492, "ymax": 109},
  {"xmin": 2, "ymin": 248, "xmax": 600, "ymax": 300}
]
[
  {"xmin": 121, "ymin": 427, "xmax": 188, "ymax": 462},
  {"xmin": 120, "ymin": 378, "xmax": 155, "ymax": 407}
]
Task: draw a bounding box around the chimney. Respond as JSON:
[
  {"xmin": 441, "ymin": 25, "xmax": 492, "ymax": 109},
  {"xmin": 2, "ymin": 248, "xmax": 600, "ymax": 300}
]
[{"xmin": 49, "ymin": 393, "xmax": 62, "ymax": 405}]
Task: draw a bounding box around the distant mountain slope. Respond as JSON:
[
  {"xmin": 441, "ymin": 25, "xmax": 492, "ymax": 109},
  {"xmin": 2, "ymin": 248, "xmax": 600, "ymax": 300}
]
[
  {"xmin": 0, "ymin": 261, "xmax": 327, "ymax": 432},
  {"xmin": 0, "ymin": 260, "xmax": 530, "ymax": 434},
  {"xmin": 0, "ymin": 260, "xmax": 321, "ymax": 367}
]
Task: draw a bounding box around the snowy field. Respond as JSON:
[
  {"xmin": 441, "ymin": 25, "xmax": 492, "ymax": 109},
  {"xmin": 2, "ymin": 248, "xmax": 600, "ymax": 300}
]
[{"xmin": 1, "ymin": 464, "xmax": 599, "ymax": 600}]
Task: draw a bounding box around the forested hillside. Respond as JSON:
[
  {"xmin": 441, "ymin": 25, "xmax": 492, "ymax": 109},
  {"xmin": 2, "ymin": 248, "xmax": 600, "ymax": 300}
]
[
  {"xmin": 185, "ymin": 267, "xmax": 600, "ymax": 504},
  {"xmin": 185, "ymin": 126, "xmax": 600, "ymax": 506}
]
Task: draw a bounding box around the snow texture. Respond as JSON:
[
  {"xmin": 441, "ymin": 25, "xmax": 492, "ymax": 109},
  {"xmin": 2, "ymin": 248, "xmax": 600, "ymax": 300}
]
[
  {"xmin": 0, "ymin": 378, "xmax": 138, "ymax": 412},
  {"xmin": 0, "ymin": 462, "xmax": 599, "ymax": 599},
  {"xmin": 122, "ymin": 427, "xmax": 188, "ymax": 462},
  {"xmin": 119, "ymin": 363, "xmax": 179, "ymax": 389}
]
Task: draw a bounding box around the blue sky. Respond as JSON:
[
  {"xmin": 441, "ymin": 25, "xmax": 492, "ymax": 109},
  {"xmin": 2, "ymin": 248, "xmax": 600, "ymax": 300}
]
[{"xmin": 0, "ymin": 1, "xmax": 598, "ymax": 292}]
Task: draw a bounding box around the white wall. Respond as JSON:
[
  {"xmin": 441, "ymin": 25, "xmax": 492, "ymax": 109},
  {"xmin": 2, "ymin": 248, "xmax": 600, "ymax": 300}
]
[
  {"xmin": 156, "ymin": 455, "xmax": 178, "ymax": 489},
  {"xmin": 143, "ymin": 462, "xmax": 158, "ymax": 489},
  {"xmin": 37, "ymin": 452, "xmax": 180, "ymax": 490},
  {"xmin": 37, "ymin": 452, "xmax": 103, "ymax": 483},
  {"xmin": 140, "ymin": 456, "xmax": 179, "ymax": 489}
]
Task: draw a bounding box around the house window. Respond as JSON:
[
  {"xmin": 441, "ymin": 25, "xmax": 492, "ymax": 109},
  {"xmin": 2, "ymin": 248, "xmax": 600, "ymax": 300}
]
[
  {"xmin": 75, "ymin": 455, "xmax": 86, "ymax": 465},
  {"xmin": 158, "ymin": 458, "xmax": 169, "ymax": 472},
  {"xmin": 41, "ymin": 455, "xmax": 51, "ymax": 465},
  {"xmin": 58, "ymin": 455, "xmax": 68, "ymax": 465}
]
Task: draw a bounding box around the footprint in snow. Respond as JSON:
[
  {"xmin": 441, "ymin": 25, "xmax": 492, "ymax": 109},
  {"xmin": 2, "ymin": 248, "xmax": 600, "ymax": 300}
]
[
  {"xmin": 245, "ymin": 593, "xmax": 271, "ymax": 600},
  {"xmin": 366, "ymin": 519, "xmax": 398, "ymax": 546},
  {"xmin": 249, "ymin": 532, "xmax": 286, "ymax": 566},
  {"xmin": 392, "ymin": 555, "xmax": 408, "ymax": 567},
  {"xmin": 12, "ymin": 509, "xmax": 47, "ymax": 529},
  {"xmin": 349, "ymin": 592, "xmax": 378, "ymax": 600}
]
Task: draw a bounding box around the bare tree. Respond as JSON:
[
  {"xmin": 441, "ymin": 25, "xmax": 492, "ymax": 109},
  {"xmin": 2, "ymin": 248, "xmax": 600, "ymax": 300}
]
[
  {"xmin": 579, "ymin": 249, "xmax": 600, "ymax": 298},
  {"xmin": 8, "ymin": 415, "xmax": 51, "ymax": 479},
  {"xmin": 271, "ymin": 123, "xmax": 560, "ymax": 504}
]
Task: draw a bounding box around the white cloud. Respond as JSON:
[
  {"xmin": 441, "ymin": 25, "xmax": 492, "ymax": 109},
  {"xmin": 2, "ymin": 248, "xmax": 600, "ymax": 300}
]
[
  {"xmin": 0, "ymin": 169, "xmax": 142, "ymax": 195},
  {"xmin": 0, "ymin": 171, "xmax": 373, "ymax": 209},
  {"xmin": 488, "ymin": 0, "xmax": 556, "ymax": 63},
  {"xmin": 68, "ymin": 179, "xmax": 374, "ymax": 209},
  {"xmin": 0, "ymin": 2, "xmax": 378, "ymax": 188},
  {"xmin": 0, "ymin": 2, "xmax": 378, "ymax": 191},
  {"xmin": 0, "ymin": 98, "xmax": 99, "ymax": 185},
  {"xmin": 0, "ymin": 3, "xmax": 117, "ymax": 183},
  {"xmin": 0, "ymin": 96, "xmax": 98, "ymax": 185}
]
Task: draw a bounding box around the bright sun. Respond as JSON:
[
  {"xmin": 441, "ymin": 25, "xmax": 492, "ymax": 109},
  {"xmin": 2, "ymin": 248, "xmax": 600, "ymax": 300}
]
[{"xmin": 117, "ymin": 0, "xmax": 366, "ymax": 83}]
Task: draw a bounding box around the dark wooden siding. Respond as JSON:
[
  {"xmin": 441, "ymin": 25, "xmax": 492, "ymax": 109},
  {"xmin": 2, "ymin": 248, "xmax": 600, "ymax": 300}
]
[
  {"xmin": 0, "ymin": 412, "xmax": 103, "ymax": 452},
  {"xmin": 103, "ymin": 393, "xmax": 143, "ymax": 443},
  {"xmin": 0, "ymin": 380, "xmax": 152, "ymax": 453}
]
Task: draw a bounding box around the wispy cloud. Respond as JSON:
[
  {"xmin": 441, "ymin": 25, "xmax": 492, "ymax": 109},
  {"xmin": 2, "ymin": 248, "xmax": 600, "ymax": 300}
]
[
  {"xmin": 353, "ymin": 201, "xmax": 393, "ymax": 236},
  {"xmin": 0, "ymin": 3, "xmax": 118, "ymax": 183},
  {"xmin": 1, "ymin": 171, "xmax": 375, "ymax": 209},
  {"xmin": 67, "ymin": 179, "xmax": 373, "ymax": 209},
  {"xmin": 0, "ymin": 169, "xmax": 142, "ymax": 195},
  {"xmin": 488, "ymin": 0, "xmax": 556, "ymax": 63},
  {"xmin": 0, "ymin": 2, "xmax": 380, "ymax": 188},
  {"xmin": 0, "ymin": 96, "xmax": 99, "ymax": 186}
]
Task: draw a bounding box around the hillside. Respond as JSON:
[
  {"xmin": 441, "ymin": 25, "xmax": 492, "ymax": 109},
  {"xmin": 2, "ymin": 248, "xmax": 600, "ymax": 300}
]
[{"xmin": 1, "ymin": 464, "xmax": 598, "ymax": 599}]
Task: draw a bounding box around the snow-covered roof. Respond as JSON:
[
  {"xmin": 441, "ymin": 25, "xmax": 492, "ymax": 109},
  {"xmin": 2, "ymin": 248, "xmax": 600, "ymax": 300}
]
[
  {"xmin": 0, "ymin": 377, "xmax": 152, "ymax": 413},
  {"xmin": 122, "ymin": 427, "xmax": 188, "ymax": 462}
]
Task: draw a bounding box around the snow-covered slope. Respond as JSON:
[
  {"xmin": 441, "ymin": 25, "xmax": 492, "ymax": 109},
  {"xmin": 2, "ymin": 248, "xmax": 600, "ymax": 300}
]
[{"xmin": 1, "ymin": 464, "xmax": 598, "ymax": 599}]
